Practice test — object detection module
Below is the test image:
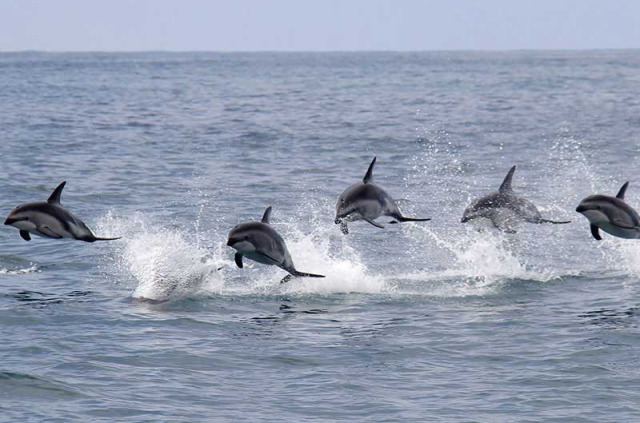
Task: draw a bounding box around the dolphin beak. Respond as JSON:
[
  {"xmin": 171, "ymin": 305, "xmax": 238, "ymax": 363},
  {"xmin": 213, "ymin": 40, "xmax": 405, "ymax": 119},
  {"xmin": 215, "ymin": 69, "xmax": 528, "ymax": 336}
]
[
  {"xmin": 575, "ymin": 204, "xmax": 587, "ymax": 213},
  {"xmin": 4, "ymin": 216, "xmax": 15, "ymax": 225}
]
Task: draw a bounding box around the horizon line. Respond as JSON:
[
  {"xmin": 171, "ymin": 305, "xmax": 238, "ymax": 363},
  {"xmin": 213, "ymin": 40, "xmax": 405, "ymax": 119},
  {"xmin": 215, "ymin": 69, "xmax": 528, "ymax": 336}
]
[{"xmin": 1, "ymin": 47, "xmax": 639, "ymax": 54}]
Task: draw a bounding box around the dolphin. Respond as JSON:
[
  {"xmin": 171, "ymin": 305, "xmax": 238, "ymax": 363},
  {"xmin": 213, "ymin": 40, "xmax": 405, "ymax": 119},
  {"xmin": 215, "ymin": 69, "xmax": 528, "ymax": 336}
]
[
  {"xmin": 576, "ymin": 182, "xmax": 640, "ymax": 240},
  {"xmin": 227, "ymin": 206, "xmax": 325, "ymax": 284},
  {"xmin": 335, "ymin": 157, "xmax": 430, "ymax": 234},
  {"xmin": 4, "ymin": 181, "xmax": 120, "ymax": 242},
  {"xmin": 461, "ymin": 165, "xmax": 570, "ymax": 233}
]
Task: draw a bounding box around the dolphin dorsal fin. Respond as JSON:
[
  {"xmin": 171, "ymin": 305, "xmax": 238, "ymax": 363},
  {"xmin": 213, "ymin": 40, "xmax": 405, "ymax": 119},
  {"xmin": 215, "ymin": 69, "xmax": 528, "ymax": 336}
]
[
  {"xmin": 261, "ymin": 206, "xmax": 272, "ymax": 224},
  {"xmin": 363, "ymin": 157, "xmax": 377, "ymax": 184},
  {"xmin": 47, "ymin": 181, "xmax": 66, "ymax": 204},
  {"xmin": 499, "ymin": 166, "xmax": 517, "ymax": 193},
  {"xmin": 616, "ymin": 182, "xmax": 629, "ymax": 199}
]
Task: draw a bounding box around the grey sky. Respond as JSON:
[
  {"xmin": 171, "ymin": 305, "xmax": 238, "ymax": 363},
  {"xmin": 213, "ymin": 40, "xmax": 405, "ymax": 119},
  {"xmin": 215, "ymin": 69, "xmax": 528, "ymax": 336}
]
[{"xmin": 1, "ymin": 0, "xmax": 638, "ymax": 51}]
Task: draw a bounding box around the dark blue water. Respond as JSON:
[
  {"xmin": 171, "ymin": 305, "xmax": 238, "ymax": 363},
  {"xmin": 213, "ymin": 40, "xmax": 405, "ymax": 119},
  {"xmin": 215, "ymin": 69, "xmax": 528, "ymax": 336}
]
[{"xmin": 1, "ymin": 51, "xmax": 640, "ymax": 422}]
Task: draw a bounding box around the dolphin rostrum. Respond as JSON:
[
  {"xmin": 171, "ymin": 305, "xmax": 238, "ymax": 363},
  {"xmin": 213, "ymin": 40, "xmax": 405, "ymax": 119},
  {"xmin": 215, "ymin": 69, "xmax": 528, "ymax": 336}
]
[
  {"xmin": 227, "ymin": 206, "xmax": 325, "ymax": 284},
  {"xmin": 576, "ymin": 182, "xmax": 640, "ymax": 240},
  {"xmin": 334, "ymin": 157, "xmax": 430, "ymax": 234},
  {"xmin": 461, "ymin": 165, "xmax": 570, "ymax": 233},
  {"xmin": 4, "ymin": 181, "xmax": 120, "ymax": 242}
]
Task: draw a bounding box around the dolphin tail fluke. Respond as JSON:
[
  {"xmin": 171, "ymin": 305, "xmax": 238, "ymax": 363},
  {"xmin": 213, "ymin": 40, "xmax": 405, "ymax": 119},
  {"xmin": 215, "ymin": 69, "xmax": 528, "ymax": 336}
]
[
  {"xmin": 397, "ymin": 216, "xmax": 431, "ymax": 223},
  {"xmin": 539, "ymin": 219, "xmax": 571, "ymax": 225},
  {"xmin": 280, "ymin": 271, "xmax": 326, "ymax": 284},
  {"xmin": 91, "ymin": 236, "xmax": 122, "ymax": 242}
]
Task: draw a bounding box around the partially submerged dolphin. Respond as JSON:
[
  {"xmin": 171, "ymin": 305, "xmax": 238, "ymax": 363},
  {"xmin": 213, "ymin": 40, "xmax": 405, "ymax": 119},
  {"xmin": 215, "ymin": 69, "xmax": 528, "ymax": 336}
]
[
  {"xmin": 4, "ymin": 181, "xmax": 120, "ymax": 242},
  {"xmin": 227, "ymin": 206, "xmax": 325, "ymax": 284},
  {"xmin": 461, "ymin": 165, "xmax": 570, "ymax": 233},
  {"xmin": 576, "ymin": 182, "xmax": 640, "ymax": 240},
  {"xmin": 335, "ymin": 157, "xmax": 430, "ymax": 234}
]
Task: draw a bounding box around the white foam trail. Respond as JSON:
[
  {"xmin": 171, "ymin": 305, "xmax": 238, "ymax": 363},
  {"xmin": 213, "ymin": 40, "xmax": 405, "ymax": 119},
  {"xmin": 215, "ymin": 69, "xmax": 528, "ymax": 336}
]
[
  {"xmin": 98, "ymin": 213, "xmax": 224, "ymax": 302},
  {"xmin": 0, "ymin": 264, "xmax": 39, "ymax": 275},
  {"xmin": 399, "ymin": 225, "xmax": 559, "ymax": 296}
]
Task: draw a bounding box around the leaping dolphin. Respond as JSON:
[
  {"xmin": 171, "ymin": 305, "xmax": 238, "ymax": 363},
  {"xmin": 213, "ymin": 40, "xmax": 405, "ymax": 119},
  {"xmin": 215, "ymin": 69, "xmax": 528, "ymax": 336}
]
[
  {"xmin": 461, "ymin": 165, "xmax": 570, "ymax": 233},
  {"xmin": 4, "ymin": 181, "xmax": 120, "ymax": 242},
  {"xmin": 334, "ymin": 157, "xmax": 430, "ymax": 234},
  {"xmin": 227, "ymin": 206, "xmax": 325, "ymax": 284},
  {"xmin": 576, "ymin": 182, "xmax": 640, "ymax": 240}
]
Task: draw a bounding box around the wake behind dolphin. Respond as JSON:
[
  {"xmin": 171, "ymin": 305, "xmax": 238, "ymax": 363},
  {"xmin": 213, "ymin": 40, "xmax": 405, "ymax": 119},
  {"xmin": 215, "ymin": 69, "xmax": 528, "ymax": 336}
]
[
  {"xmin": 576, "ymin": 182, "xmax": 640, "ymax": 240},
  {"xmin": 227, "ymin": 206, "xmax": 325, "ymax": 283},
  {"xmin": 461, "ymin": 166, "xmax": 570, "ymax": 233},
  {"xmin": 4, "ymin": 181, "xmax": 121, "ymax": 242},
  {"xmin": 335, "ymin": 157, "xmax": 431, "ymax": 234}
]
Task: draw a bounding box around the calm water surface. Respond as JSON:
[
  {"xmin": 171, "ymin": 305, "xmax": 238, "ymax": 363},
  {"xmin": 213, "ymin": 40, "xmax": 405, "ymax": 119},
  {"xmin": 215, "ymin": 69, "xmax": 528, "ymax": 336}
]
[{"xmin": 1, "ymin": 51, "xmax": 640, "ymax": 422}]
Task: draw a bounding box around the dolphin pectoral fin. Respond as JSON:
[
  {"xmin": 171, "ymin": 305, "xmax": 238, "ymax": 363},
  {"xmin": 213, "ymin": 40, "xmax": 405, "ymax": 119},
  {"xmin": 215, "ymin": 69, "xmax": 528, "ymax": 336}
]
[
  {"xmin": 590, "ymin": 225, "xmax": 602, "ymax": 240},
  {"xmin": 19, "ymin": 230, "xmax": 31, "ymax": 241},
  {"xmin": 364, "ymin": 218, "xmax": 384, "ymax": 229},
  {"xmin": 610, "ymin": 218, "xmax": 638, "ymax": 230},
  {"xmin": 37, "ymin": 226, "xmax": 62, "ymax": 239},
  {"xmin": 340, "ymin": 221, "xmax": 349, "ymax": 234},
  {"xmin": 491, "ymin": 215, "xmax": 517, "ymax": 233},
  {"xmin": 234, "ymin": 253, "xmax": 244, "ymax": 268}
]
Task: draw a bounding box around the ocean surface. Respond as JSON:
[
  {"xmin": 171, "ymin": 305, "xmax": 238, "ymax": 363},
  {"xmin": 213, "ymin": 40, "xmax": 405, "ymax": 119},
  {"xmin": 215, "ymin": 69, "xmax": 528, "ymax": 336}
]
[{"xmin": 1, "ymin": 51, "xmax": 640, "ymax": 422}]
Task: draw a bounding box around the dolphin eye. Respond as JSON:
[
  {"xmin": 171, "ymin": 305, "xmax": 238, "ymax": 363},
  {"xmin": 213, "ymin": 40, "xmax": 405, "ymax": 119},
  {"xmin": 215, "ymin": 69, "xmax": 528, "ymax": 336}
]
[
  {"xmin": 244, "ymin": 236, "xmax": 249, "ymax": 240},
  {"xmin": 24, "ymin": 217, "xmax": 29, "ymax": 221}
]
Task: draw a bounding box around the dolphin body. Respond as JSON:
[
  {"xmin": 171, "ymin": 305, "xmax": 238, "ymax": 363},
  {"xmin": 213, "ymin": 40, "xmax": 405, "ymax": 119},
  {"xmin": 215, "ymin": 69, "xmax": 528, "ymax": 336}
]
[
  {"xmin": 461, "ymin": 166, "xmax": 570, "ymax": 233},
  {"xmin": 334, "ymin": 157, "xmax": 431, "ymax": 234},
  {"xmin": 4, "ymin": 181, "xmax": 120, "ymax": 242},
  {"xmin": 227, "ymin": 206, "xmax": 325, "ymax": 284},
  {"xmin": 576, "ymin": 182, "xmax": 640, "ymax": 240}
]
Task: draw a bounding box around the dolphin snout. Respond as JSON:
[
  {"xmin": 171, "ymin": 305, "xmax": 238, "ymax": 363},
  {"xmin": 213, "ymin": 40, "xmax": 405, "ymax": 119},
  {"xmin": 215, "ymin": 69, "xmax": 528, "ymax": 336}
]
[
  {"xmin": 576, "ymin": 204, "xmax": 587, "ymax": 213},
  {"xmin": 4, "ymin": 216, "xmax": 15, "ymax": 225}
]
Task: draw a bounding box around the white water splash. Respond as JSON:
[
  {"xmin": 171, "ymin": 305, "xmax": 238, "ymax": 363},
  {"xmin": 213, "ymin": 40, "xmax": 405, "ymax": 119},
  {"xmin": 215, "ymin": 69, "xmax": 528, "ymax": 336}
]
[
  {"xmin": 98, "ymin": 212, "xmax": 224, "ymax": 302},
  {"xmin": 0, "ymin": 264, "xmax": 40, "ymax": 276},
  {"xmin": 399, "ymin": 225, "xmax": 560, "ymax": 296},
  {"xmin": 97, "ymin": 210, "xmax": 387, "ymax": 299},
  {"xmin": 278, "ymin": 225, "xmax": 388, "ymax": 295}
]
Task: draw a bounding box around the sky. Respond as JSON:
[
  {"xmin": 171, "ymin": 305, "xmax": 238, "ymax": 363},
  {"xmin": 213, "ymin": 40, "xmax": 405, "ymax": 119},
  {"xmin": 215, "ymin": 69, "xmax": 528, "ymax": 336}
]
[{"xmin": 1, "ymin": 0, "xmax": 639, "ymax": 52}]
